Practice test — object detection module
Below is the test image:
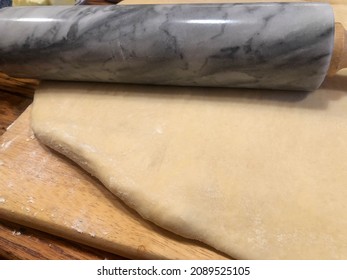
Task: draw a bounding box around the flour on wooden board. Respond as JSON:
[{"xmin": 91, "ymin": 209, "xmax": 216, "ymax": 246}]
[
  {"xmin": 12, "ymin": 230, "xmax": 21, "ymax": 236},
  {"xmin": 0, "ymin": 139, "xmax": 13, "ymax": 151}
]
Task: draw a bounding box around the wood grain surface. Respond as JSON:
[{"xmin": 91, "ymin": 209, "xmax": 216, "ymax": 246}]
[
  {"xmin": 0, "ymin": 73, "xmax": 38, "ymax": 98},
  {"xmin": 0, "ymin": 220, "xmax": 125, "ymax": 259},
  {"xmin": 0, "ymin": 92, "xmax": 31, "ymax": 135}
]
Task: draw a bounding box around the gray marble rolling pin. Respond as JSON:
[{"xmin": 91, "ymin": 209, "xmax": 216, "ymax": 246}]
[{"xmin": 0, "ymin": 3, "xmax": 346, "ymax": 91}]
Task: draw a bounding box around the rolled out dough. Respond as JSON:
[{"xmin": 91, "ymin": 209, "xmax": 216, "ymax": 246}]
[{"xmin": 31, "ymin": 75, "xmax": 347, "ymax": 259}]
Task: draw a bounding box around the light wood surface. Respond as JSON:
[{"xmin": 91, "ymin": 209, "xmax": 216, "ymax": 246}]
[
  {"xmin": 0, "ymin": 107, "xmax": 228, "ymax": 259},
  {"xmin": 328, "ymin": 23, "xmax": 347, "ymax": 75}
]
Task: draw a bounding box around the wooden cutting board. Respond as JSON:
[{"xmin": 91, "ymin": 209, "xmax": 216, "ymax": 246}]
[{"xmin": 0, "ymin": 106, "xmax": 228, "ymax": 259}]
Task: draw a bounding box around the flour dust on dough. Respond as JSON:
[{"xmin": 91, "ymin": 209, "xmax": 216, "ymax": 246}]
[{"xmin": 31, "ymin": 79, "xmax": 347, "ymax": 259}]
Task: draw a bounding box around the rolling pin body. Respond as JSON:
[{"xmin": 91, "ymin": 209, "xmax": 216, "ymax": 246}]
[{"xmin": 0, "ymin": 3, "xmax": 335, "ymax": 90}]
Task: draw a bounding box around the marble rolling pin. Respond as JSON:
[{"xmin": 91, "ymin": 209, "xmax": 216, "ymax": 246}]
[{"xmin": 0, "ymin": 3, "xmax": 346, "ymax": 91}]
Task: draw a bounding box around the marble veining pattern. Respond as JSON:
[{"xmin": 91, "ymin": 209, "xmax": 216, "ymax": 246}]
[{"xmin": 0, "ymin": 3, "xmax": 335, "ymax": 90}]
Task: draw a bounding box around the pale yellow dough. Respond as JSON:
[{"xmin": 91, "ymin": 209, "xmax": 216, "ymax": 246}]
[{"xmin": 31, "ymin": 76, "xmax": 347, "ymax": 259}]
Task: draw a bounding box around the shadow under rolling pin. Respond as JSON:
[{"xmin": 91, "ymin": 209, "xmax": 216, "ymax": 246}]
[{"xmin": 0, "ymin": 3, "xmax": 346, "ymax": 91}]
